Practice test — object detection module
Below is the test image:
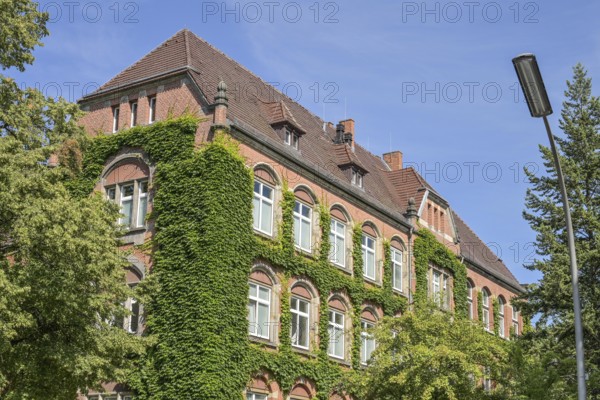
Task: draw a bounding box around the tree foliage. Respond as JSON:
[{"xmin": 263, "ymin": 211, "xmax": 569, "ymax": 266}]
[
  {"xmin": 350, "ymin": 303, "xmax": 511, "ymax": 400},
  {"xmin": 0, "ymin": 2, "xmax": 144, "ymax": 398},
  {"xmin": 521, "ymin": 63, "xmax": 600, "ymax": 398}
]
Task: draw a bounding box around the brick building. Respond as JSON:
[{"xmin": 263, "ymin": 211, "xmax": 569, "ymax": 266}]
[{"xmin": 77, "ymin": 29, "xmax": 525, "ymax": 399}]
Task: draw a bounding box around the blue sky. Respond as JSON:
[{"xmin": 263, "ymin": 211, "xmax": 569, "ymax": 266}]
[{"xmin": 15, "ymin": 0, "xmax": 600, "ymax": 285}]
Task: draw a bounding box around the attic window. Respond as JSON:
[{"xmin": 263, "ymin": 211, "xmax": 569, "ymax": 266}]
[
  {"xmin": 351, "ymin": 168, "xmax": 364, "ymax": 188},
  {"xmin": 285, "ymin": 127, "xmax": 299, "ymax": 149}
]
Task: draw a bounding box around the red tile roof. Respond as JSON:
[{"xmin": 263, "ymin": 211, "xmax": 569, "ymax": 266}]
[{"xmin": 81, "ymin": 29, "xmax": 523, "ymax": 291}]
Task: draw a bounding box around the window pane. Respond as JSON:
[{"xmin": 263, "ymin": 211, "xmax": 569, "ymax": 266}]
[
  {"xmin": 137, "ymin": 196, "xmax": 147, "ymax": 227},
  {"xmin": 253, "ymin": 196, "xmax": 261, "ymax": 230},
  {"xmin": 260, "ymin": 201, "xmax": 272, "ymax": 234},
  {"xmin": 257, "ymin": 303, "xmax": 269, "ymax": 337},
  {"xmin": 301, "ymin": 219, "xmax": 311, "ymax": 250},
  {"xmin": 130, "ymin": 300, "xmax": 139, "ymax": 333},
  {"xmin": 254, "ymin": 181, "xmax": 261, "ymax": 194},
  {"xmin": 262, "ymin": 185, "xmax": 272, "ymax": 199},
  {"xmin": 248, "ymin": 301, "xmax": 256, "ymax": 333},
  {"xmin": 298, "ymin": 315, "xmax": 308, "ymax": 347},
  {"xmin": 107, "ymin": 187, "xmax": 116, "ymax": 201},
  {"xmin": 298, "ymin": 299, "xmax": 309, "ymax": 314},
  {"xmin": 249, "ymin": 284, "xmax": 257, "ymax": 298},
  {"xmin": 393, "ymin": 264, "xmax": 402, "ymax": 290},
  {"xmin": 121, "ymin": 199, "xmax": 133, "ymax": 226},
  {"xmin": 122, "ymin": 184, "xmax": 134, "ymax": 197},
  {"xmin": 258, "ymin": 286, "xmax": 270, "ymax": 302}
]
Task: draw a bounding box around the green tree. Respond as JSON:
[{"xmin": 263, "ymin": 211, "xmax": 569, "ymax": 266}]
[
  {"xmin": 350, "ymin": 303, "xmax": 511, "ymax": 400},
  {"xmin": 522, "ymin": 63, "xmax": 600, "ymax": 398},
  {"xmin": 0, "ymin": 1, "xmax": 144, "ymax": 398}
]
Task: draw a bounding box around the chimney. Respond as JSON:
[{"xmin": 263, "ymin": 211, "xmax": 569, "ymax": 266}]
[
  {"xmin": 383, "ymin": 150, "xmax": 403, "ymax": 171},
  {"xmin": 335, "ymin": 122, "xmax": 345, "ymax": 144},
  {"xmin": 213, "ymin": 80, "xmax": 228, "ymax": 126},
  {"xmin": 340, "ymin": 119, "xmax": 354, "ymax": 149}
]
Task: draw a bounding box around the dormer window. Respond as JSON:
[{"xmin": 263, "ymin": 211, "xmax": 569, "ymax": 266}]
[
  {"xmin": 285, "ymin": 127, "xmax": 299, "ymax": 149},
  {"xmin": 351, "ymin": 168, "xmax": 364, "ymax": 188}
]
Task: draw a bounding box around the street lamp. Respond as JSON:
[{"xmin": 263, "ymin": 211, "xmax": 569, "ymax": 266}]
[{"xmin": 512, "ymin": 53, "xmax": 586, "ymax": 400}]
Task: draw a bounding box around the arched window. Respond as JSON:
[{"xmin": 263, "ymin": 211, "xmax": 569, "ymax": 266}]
[
  {"xmin": 390, "ymin": 238, "xmax": 405, "ymax": 292},
  {"xmin": 103, "ymin": 157, "xmax": 150, "ymax": 230},
  {"xmin": 253, "ymin": 167, "xmax": 277, "ymax": 236},
  {"xmin": 467, "ymin": 280, "xmax": 474, "ymax": 320},
  {"xmin": 293, "ymin": 187, "xmax": 316, "ymax": 253},
  {"xmin": 290, "ymin": 380, "xmax": 315, "ymax": 400},
  {"xmin": 329, "ymin": 206, "xmax": 349, "ymax": 268},
  {"xmin": 361, "ymin": 223, "xmax": 379, "ymax": 281},
  {"xmin": 290, "ymin": 281, "xmax": 317, "ymax": 350},
  {"xmin": 360, "ymin": 308, "xmax": 378, "ymax": 365},
  {"xmin": 246, "ymin": 374, "xmax": 279, "ymax": 400},
  {"xmin": 327, "ymin": 295, "xmax": 350, "ymax": 360},
  {"xmin": 248, "ymin": 266, "xmax": 278, "ymax": 342},
  {"xmin": 482, "ymin": 288, "xmax": 491, "ymax": 331}
]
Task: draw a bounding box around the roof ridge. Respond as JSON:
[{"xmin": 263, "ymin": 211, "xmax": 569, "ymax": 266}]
[
  {"xmin": 100, "ymin": 29, "xmax": 188, "ymax": 90},
  {"xmin": 185, "ymin": 30, "xmax": 329, "ymax": 129}
]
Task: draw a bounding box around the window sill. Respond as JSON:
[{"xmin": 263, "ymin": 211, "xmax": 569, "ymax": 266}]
[
  {"xmin": 253, "ymin": 229, "xmax": 275, "ymax": 241},
  {"xmin": 363, "ymin": 276, "xmax": 382, "ymax": 287},
  {"xmin": 291, "ymin": 346, "xmax": 317, "ymax": 359},
  {"xmin": 249, "ymin": 335, "xmax": 278, "ymax": 349},
  {"xmin": 331, "ymin": 262, "xmax": 352, "ymax": 275},
  {"xmin": 329, "ymin": 356, "xmax": 352, "ymax": 367},
  {"xmin": 392, "ymin": 288, "xmax": 408, "ymax": 298},
  {"xmin": 294, "ymin": 247, "xmax": 315, "ymax": 259}
]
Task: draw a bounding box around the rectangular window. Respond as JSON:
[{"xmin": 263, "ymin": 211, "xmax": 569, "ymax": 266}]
[
  {"xmin": 285, "ymin": 128, "xmax": 299, "ymax": 149},
  {"xmin": 361, "ymin": 320, "xmax": 376, "ymax": 365},
  {"xmin": 148, "ymin": 96, "xmax": 156, "ymax": 123},
  {"xmin": 252, "ymin": 181, "xmax": 274, "ymax": 236},
  {"xmin": 293, "ymin": 201, "xmax": 312, "ymax": 252},
  {"xmin": 112, "ymin": 106, "xmax": 120, "ymax": 133},
  {"xmin": 137, "ymin": 181, "xmax": 148, "ymax": 227},
  {"xmin": 498, "ymin": 305, "xmax": 505, "ymax": 338},
  {"xmin": 328, "ymin": 310, "xmax": 345, "ymax": 359},
  {"xmin": 391, "ymin": 248, "xmax": 403, "ymax": 291},
  {"xmin": 430, "ymin": 268, "xmax": 450, "ymax": 309},
  {"xmin": 483, "ymin": 294, "xmax": 490, "ymax": 331},
  {"xmin": 512, "ymin": 307, "xmax": 519, "ymax": 337},
  {"xmin": 248, "ymin": 283, "xmax": 271, "ymax": 340},
  {"xmin": 362, "ymin": 234, "xmax": 376, "ymax": 280},
  {"xmin": 329, "ymin": 219, "xmax": 346, "ymax": 267},
  {"xmin": 120, "ymin": 183, "xmax": 134, "ymax": 226},
  {"xmin": 291, "ymin": 297, "xmax": 310, "ymax": 349},
  {"xmin": 247, "ymin": 393, "xmax": 267, "ymax": 400},
  {"xmin": 127, "ymin": 297, "xmax": 140, "ymax": 333},
  {"xmin": 351, "ymin": 168, "xmax": 363, "ymax": 188},
  {"xmin": 130, "ymin": 101, "xmax": 138, "ymax": 127},
  {"xmin": 467, "ymin": 283, "xmax": 473, "ymax": 319}
]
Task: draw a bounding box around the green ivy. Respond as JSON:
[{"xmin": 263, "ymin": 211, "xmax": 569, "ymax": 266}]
[
  {"xmin": 477, "ymin": 290, "xmax": 484, "ymax": 324},
  {"xmin": 412, "ymin": 229, "xmax": 468, "ymax": 318},
  {"xmin": 73, "ymin": 117, "xmax": 409, "ymax": 399},
  {"xmin": 493, "ymin": 296, "xmax": 500, "ymax": 336}
]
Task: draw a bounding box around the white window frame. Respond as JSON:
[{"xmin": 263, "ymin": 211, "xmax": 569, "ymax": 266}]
[
  {"xmin": 361, "ymin": 320, "xmax": 376, "ymax": 365},
  {"xmin": 362, "ymin": 234, "xmax": 376, "ymax": 280},
  {"xmin": 328, "ymin": 309, "xmax": 345, "ymax": 359},
  {"xmin": 285, "ymin": 128, "xmax": 299, "ymax": 149},
  {"xmin": 293, "ymin": 200, "xmax": 312, "ymax": 252},
  {"xmin": 430, "ymin": 268, "xmax": 450, "ymax": 309},
  {"xmin": 483, "ymin": 367, "xmax": 492, "ymax": 391},
  {"xmin": 391, "ymin": 247, "xmax": 403, "ymax": 292},
  {"xmin": 512, "ymin": 306, "xmax": 519, "ymax": 337},
  {"xmin": 106, "ymin": 179, "xmax": 149, "ymax": 230},
  {"xmin": 112, "ymin": 106, "xmax": 120, "ymax": 133},
  {"xmin": 148, "ymin": 96, "xmax": 156, "ymax": 123},
  {"xmin": 467, "ymin": 281, "xmax": 474, "ymax": 319},
  {"xmin": 351, "ymin": 168, "xmax": 364, "ymax": 188},
  {"xmin": 253, "ymin": 180, "xmax": 274, "ymax": 236},
  {"xmin": 248, "ymin": 282, "xmax": 271, "ymax": 340},
  {"xmin": 482, "ymin": 290, "xmax": 490, "ymax": 331},
  {"xmin": 290, "ymin": 296, "xmax": 310, "ymax": 350},
  {"xmin": 498, "ymin": 299, "xmax": 505, "ymax": 338},
  {"xmin": 130, "ymin": 101, "xmax": 138, "ymax": 127},
  {"xmin": 246, "ymin": 392, "xmax": 268, "ymax": 400},
  {"xmin": 87, "ymin": 393, "xmax": 133, "ymax": 400},
  {"xmin": 329, "ymin": 219, "xmax": 346, "ymax": 267}
]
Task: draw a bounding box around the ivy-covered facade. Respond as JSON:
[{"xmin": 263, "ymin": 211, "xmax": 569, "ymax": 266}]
[{"xmin": 75, "ymin": 29, "xmax": 526, "ymax": 400}]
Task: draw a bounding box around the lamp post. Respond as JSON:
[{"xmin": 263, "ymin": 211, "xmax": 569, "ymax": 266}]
[{"xmin": 512, "ymin": 53, "xmax": 586, "ymax": 400}]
